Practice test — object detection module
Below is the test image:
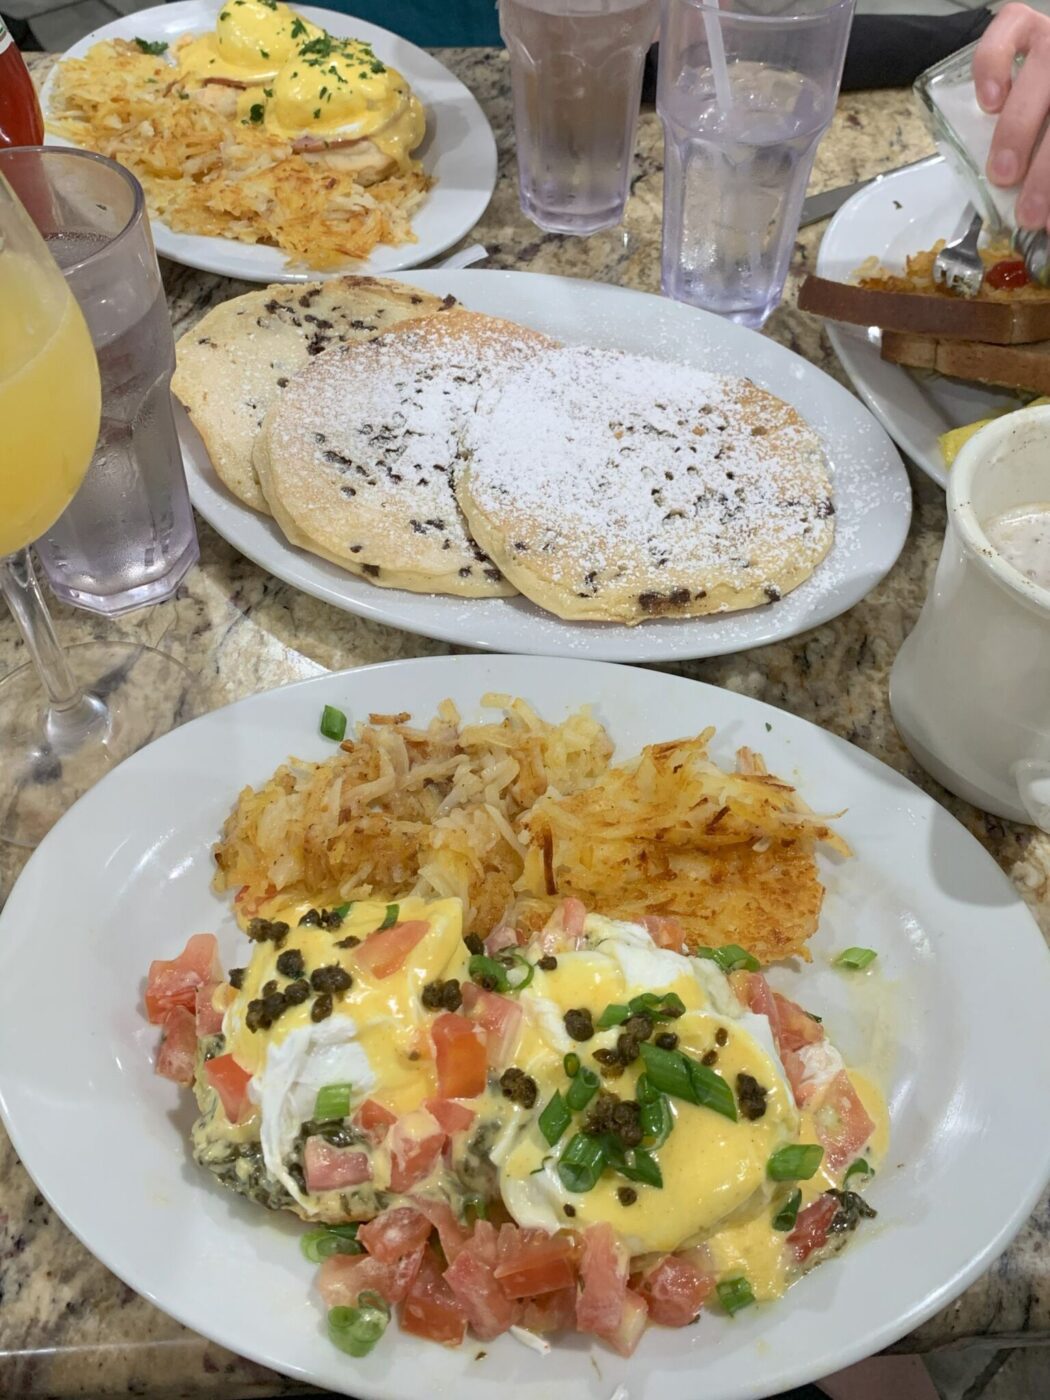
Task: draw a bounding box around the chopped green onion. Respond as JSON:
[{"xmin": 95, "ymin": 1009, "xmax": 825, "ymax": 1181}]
[
  {"xmin": 563, "ymin": 1052, "xmax": 581, "ymax": 1078},
  {"xmin": 772, "ymin": 1189, "xmax": 803, "ymax": 1232},
  {"xmin": 565, "ymin": 1064, "xmax": 599, "ymax": 1112},
  {"xmin": 327, "ymin": 1293, "xmax": 390, "ymax": 1357},
  {"xmin": 463, "ymin": 1193, "xmax": 488, "ymax": 1221},
  {"xmin": 498, "ymin": 951, "xmax": 535, "ymax": 993},
  {"xmin": 538, "ymin": 1090, "xmax": 572, "ymax": 1147},
  {"xmin": 694, "ymin": 944, "xmax": 761, "ymax": 974},
  {"xmin": 844, "ymin": 1157, "xmax": 872, "ymax": 1186},
  {"xmin": 635, "ymin": 1072, "xmax": 659, "ymax": 1106},
  {"xmin": 468, "ymin": 953, "xmax": 509, "ymax": 993},
  {"xmin": 557, "ymin": 1132, "xmax": 607, "ymax": 1193},
  {"xmin": 301, "ymin": 1223, "xmax": 363, "ymax": 1263},
  {"xmin": 320, "ymin": 704, "xmax": 347, "ymax": 741},
  {"xmin": 314, "ymin": 1083, "xmax": 352, "ymax": 1121},
  {"xmin": 716, "ymin": 1277, "xmax": 756, "ymax": 1316},
  {"xmin": 603, "ymin": 1138, "xmax": 663, "ymax": 1188},
  {"xmin": 333, "ymin": 902, "xmax": 352, "ymax": 918},
  {"xmin": 639, "ymin": 1092, "xmax": 674, "ymax": 1150},
  {"xmin": 627, "ymin": 991, "xmax": 687, "ymax": 1020},
  {"xmin": 595, "ymin": 1003, "xmax": 630, "ymax": 1030},
  {"xmin": 835, "ymin": 946, "xmax": 878, "ymax": 971},
  {"xmin": 378, "ymin": 903, "xmax": 399, "ymax": 931},
  {"xmin": 767, "ymin": 1144, "xmax": 824, "ymax": 1181},
  {"xmin": 639, "ymin": 1042, "xmax": 738, "ymax": 1122}
]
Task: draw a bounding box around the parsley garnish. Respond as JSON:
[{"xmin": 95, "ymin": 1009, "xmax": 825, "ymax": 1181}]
[
  {"xmin": 248, "ymin": 102, "xmax": 265, "ymax": 123},
  {"xmin": 134, "ymin": 37, "xmax": 168, "ymax": 54},
  {"xmin": 259, "ymin": 47, "xmax": 269, "ymax": 57},
  {"xmin": 290, "ymin": 16, "xmax": 307, "ymax": 37},
  {"xmin": 313, "ymin": 107, "xmax": 321, "ymax": 118}
]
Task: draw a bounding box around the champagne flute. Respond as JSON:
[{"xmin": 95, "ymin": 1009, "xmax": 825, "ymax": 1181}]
[{"xmin": 0, "ymin": 174, "xmax": 193, "ymax": 849}]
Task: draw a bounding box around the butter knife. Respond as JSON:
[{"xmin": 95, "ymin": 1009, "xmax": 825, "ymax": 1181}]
[{"xmin": 800, "ymin": 158, "xmax": 927, "ymax": 228}]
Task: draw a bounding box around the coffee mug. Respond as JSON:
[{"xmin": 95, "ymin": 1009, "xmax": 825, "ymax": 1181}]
[{"xmin": 890, "ymin": 404, "xmax": 1050, "ymax": 831}]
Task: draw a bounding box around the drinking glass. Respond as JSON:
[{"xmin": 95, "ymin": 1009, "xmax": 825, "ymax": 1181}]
[
  {"xmin": 658, "ymin": 0, "xmax": 855, "ymax": 328},
  {"xmin": 500, "ymin": 0, "xmax": 658, "ymax": 235},
  {"xmin": 0, "ymin": 173, "xmax": 194, "ymax": 849},
  {"xmin": 0, "ymin": 146, "xmax": 199, "ymax": 614}
]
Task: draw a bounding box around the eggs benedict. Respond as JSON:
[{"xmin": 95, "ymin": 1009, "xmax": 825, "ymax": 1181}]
[
  {"xmin": 175, "ymin": 5, "xmax": 425, "ymax": 182},
  {"xmin": 148, "ymin": 894, "xmax": 884, "ymax": 1357}
]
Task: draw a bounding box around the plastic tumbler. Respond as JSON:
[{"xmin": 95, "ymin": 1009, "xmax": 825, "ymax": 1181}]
[
  {"xmin": 500, "ymin": 0, "xmax": 658, "ymax": 235},
  {"xmin": 0, "ymin": 146, "xmax": 198, "ymax": 615},
  {"xmin": 658, "ymin": 0, "xmax": 855, "ymax": 328}
]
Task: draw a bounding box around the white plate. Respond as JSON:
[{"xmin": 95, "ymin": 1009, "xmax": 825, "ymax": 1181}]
[
  {"xmin": 816, "ymin": 156, "xmax": 1030, "ymax": 489},
  {"xmin": 182, "ymin": 269, "xmax": 912, "ymax": 661},
  {"xmin": 41, "ymin": 1, "xmax": 497, "ymax": 283},
  {"xmin": 2, "ymin": 654, "xmax": 1049, "ymax": 1400}
]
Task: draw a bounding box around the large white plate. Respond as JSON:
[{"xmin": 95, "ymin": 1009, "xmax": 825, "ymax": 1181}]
[
  {"xmin": 182, "ymin": 269, "xmax": 912, "ymax": 661},
  {"xmin": 41, "ymin": 1, "xmax": 497, "ymax": 283},
  {"xmin": 2, "ymin": 654, "xmax": 1049, "ymax": 1400},
  {"xmin": 816, "ymin": 156, "xmax": 1030, "ymax": 490}
]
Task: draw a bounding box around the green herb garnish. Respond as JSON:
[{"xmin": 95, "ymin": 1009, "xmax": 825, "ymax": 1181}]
[
  {"xmin": 716, "ymin": 1277, "xmax": 755, "ymax": 1316},
  {"xmin": 301, "ymin": 1223, "xmax": 362, "ymax": 1263},
  {"xmin": 563, "ymin": 1052, "xmax": 580, "ymax": 1078},
  {"xmin": 320, "ymin": 704, "xmax": 346, "ymax": 740},
  {"xmin": 327, "ymin": 1292, "xmax": 389, "ymax": 1357},
  {"xmin": 693, "ymin": 944, "xmax": 761, "ymax": 974},
  {"xmin": 564, "ymin": 1064, "xmax": 599, "ymax": 1112},
  {"xmin": 538, "ymin": 1090, "xmax": 571, "ymax": 1147},
  {"xmin": 557, "ymin": 1132, "xmax": 606, "ymax": 1193},
  {"xmin": 638, "ymin": 1042, "xmax": 738, "ymax": 1122},
  {"xmin": 844, "ymin": 1157, "xmax": 873, "ymax": 1185},
  {"xmin": 134, "ymin": 37, "xmax": 168, "ymax": 53},
  {"xmin": 767, "ymin": 1144, "xmax": 824, "ymax": 1182},
  {"xmin": 314, "ymin": 1082, "xmax": 351, "ymax": 1121},
  {"xmin": 247, "ymin": 102, "xmax": 265, "ymax": 123},
  {"xmin": 772, "ymin": 1189, "xmax": 802, "ymax": 1232},
  {"xmin": 835, "ymin": 947, "xmax": 878, "ymax": 971},
  {"xmin": 378, "ymin": 903, "xmax": 399, "ymax": 930}
]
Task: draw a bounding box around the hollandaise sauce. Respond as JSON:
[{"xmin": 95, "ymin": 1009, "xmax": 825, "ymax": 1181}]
[{"xmin": 158, "ymin": 902, "xmax": 885, "ymax": 1356}]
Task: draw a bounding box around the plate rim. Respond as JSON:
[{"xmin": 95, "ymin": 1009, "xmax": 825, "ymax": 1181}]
[
  {"xmin": 2, "ymin": 652, "xmax": 1049, "ymax": 1399},
  {"xmin": 40, "ymin": 0, "xmax": 498, "ymax": 283},
  {"xmin": 182, "ymin": 267, "xmax": 913, "ymax": 662}
]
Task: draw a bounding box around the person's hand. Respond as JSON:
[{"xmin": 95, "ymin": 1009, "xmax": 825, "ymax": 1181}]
[{"xmin": 973, "ymin": 2, "xmax": 1050, "ymax": 232}]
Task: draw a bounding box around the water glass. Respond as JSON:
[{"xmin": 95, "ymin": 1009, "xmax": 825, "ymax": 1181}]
[
  {"xmin": 500, "ymin": 0, "xmax": 658, "ymax": 235},
  {"xmin": 658, "ymin": 0, "xmax": 855, "ymax": 328},
  {"xmin": 0, "ymin": 146, "xmax": 198, "ymax": 615}
]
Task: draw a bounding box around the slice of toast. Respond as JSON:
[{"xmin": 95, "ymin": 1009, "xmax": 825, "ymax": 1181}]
[
  {"xmin": 799, "ymin": 274, "xmax": 1050, "ymax": 345},
  {"xmin": 881, "ymin": 330, "xmax": 1050, "ymax": 395}
]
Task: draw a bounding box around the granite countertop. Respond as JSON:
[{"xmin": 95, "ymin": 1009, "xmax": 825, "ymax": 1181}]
[{"xmin": 3, "ymin": 47, "xmax": 1049, "ymax": 1400}]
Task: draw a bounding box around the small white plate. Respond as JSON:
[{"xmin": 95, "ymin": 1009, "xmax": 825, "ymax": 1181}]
[
  {"xmin": 1, "ymin": 655, "xmax": 1049, "ymax": 1400},
  {"xmin": 816, "ymin": 156, "xmax": 1029, "ymax": 489},
  {"xmin": 41, "ymin": 0, "xmax": 497, "ymax": 283},
  {"xmin": 181, "ymin": 269, "xmax": 912, "ymax": 661}
]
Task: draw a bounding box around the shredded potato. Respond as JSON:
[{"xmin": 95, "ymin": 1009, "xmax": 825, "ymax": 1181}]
[
  {"xmin": 47, "ymin": 41, "xmax": 430, "ymax": 269},
  {"xmin": 856, "ymin": 238, "xmax": 1050, "ymax": 302},
  {"xmin": 214, "ymin": 698, "xmax": 847, "ymax": 963}
]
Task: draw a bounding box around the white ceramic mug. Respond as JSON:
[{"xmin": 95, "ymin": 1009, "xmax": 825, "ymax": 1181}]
[{"xmin": 890, "ymin": 404, "xmax": 1050, "ymax": 831}]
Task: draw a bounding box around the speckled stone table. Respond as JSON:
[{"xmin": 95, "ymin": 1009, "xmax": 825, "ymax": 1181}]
[{"xmin": 3, "ymin": 48, "xmax": 1049, "ymax": 1400}]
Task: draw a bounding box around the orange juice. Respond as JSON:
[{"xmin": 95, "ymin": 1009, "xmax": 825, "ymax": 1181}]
[{"xmin": 0, "ymin": 254, "xmax": 100, "ymax": 556}]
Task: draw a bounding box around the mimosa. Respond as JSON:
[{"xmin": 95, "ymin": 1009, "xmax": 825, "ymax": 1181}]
[{"xmin": 0, "ymin": 253, "xmax": 100, "ymax": 556}]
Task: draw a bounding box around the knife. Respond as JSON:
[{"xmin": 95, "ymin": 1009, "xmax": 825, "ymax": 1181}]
[{"xmin": 799, "ymin": 157, "xmax": 930, "ymax": 228}]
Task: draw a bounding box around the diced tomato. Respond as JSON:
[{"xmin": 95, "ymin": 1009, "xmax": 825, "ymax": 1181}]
[
  {"xmin": 204, "ymin": 1053, "xmax": 253, "ymax": 1123},
  {"xmin": 576, "ymin": 1222, "xmax": 629, "ymax": 1335},
  {"xmin": 359, "ymin": 1206, "xmax": 431, "ymax": 1262},
  {"xmin": 354, "ymin": 1098, "xmax": 397, "ymax": 1145},
  {"xmin": 518, "ymin": 1286, "xmax": 577, "ymax": 1334},
  {"xmin": 493, "ymin": 1226, "xmax": 577, "ymax": 1299},
  {"xmin": 633, "ymin": 1254, "xmax": 715, "ymax": 1327},
  {"xmin": 787, "ymin": 1193, "xmax": 840, "ymax": 1263},
  {"xmin": 602, "ymin": 1288, "xmax": 649, "ymax": 1357},
  {"xmin": 772, "ymin": 992, "xmax": 825, "ymax": 1053},
  {"xmin": 145, "ymin": 933, "xmax": 222, "ymax": 1024},
  {"xmin": 389, "ymin": 1115, "xmax": 447, "ymax": 1194},
  {"xmin": 640, "ymin": 915, "xmax": 687, "ymax": 951},
  {"xmin": 430, "ymin": 1013, "xmax": 487, "ymax": 1099},
  {"xmin": 814, "ymin": 1070, "xmax": 875, "ymax": 1171},
  {"xmin": 355, "ymin": 920, "xmax": 429, "ymax": 979},
  {"xmin": 461, "ymin": 987, "xmax": 522, "ymax": 1067},
  {"xmin": 318, "ymin": 1246, "xmax": 425, "ymax": 1308},
  {"xmin": 413, "ymin": 1196, "xmax": 470, "ymax": 1264},
  {"xmin": 399, "ymin": 1249, "xmax": 468, "ymax": 1347},
  {"xmin": 195, "ymin": 982, "xmax": 225, "ymax": 1037},
  {"xmin": 303, "ymin": 1138, "xmax": 372, "ymax": 1193},
  {"xmin": 484, "ymin": 923, "xmax": 518, "ymax": 955},
  {"xmin": 443, "ymin": 1223, "xmax": 518, "ymax": 1340},
  {"xmin": 424, "ymin": 1098, "xmax": 476, "ymax": 1135},
  {"xmin": 155, "ymin": 1005, "xmax": 197, "ymax": 1084}
]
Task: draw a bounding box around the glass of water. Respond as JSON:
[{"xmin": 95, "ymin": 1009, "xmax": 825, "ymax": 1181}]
[
  {"xmin": 0, "ymin": 146, "xmax": 199, "ymax": 612},
  {"xmin": 658, "ymin": 0, "xmax": 854, "ymax": 328},
  {"xmin": 500, "ymin": 0, "xmax": 658, "ymax": 235}
]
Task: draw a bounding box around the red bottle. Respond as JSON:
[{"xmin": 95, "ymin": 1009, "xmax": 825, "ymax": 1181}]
[{"xmin": 0, "ymin": 20, "xmax": 45, "ymax": 148}]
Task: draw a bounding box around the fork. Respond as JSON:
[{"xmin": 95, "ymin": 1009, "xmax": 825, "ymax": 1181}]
[{"xmin": 933, "ymin": 207, "xmax": 985, "ymax": 298}]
